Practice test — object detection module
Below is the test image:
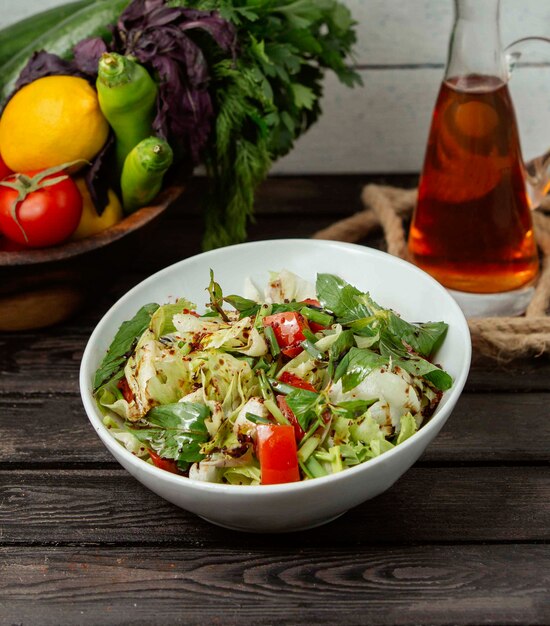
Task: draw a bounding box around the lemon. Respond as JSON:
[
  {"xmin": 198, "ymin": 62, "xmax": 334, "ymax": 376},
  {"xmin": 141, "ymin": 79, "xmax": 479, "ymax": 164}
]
[
  {"xmin": 0, "ymin": 76, "xmax": 109, "ymax": 172},
  {"xmin": 71, "ymin": 178, "xmax": 123, "ymax": 240}
]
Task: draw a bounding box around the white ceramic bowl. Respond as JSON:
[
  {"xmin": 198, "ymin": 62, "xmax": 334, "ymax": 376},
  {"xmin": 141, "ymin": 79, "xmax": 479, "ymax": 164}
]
[{"xmin": 80, "ymin": 239, "xmax": 471, "ymax": 533}]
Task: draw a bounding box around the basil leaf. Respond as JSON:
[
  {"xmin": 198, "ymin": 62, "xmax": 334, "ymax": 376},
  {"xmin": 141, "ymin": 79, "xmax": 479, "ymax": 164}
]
[
  {"xmin": 379, "ymin": 333, "xmax": 453, "ymax": 391},
  {"xmin": 285, "ymin": 388, "xmax": 321, "ymax": 431},
  {"xmin": 93, "ymin": 303, "xmax": 160, "ymax": 391},
  {"xmin": 334, "ymin": 347, "xmax": 388, "ymax": 392},
  {"xmin": 130, "ymin": 402, "xmax": 210, "ymax": 463},
  {"xmin": 327, "ymin": 329, "xmax": 355, "ymax": 378},
  {"xmin": 224, "ymin": 294, "xmax": 261, "ymax": 319},
  {"xmin": 386, "ymin": 312, "xmax": 448, "ymax": 358},
  {"xmin": 316, "ymin": 273, "xmax": 370, "ymax": 322},
  {"xmin": 333, "ymin": 399, "xmax": 377, "ymax": 419}
]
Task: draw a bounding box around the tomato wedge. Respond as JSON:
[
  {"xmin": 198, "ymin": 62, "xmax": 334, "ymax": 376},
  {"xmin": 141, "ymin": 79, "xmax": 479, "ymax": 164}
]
[
  {"xmin": 256, "ymin": 424, "xmax": 300, "ymax": 485},
  {"xmin": 148, "ymin": 449, "xmax": 181, "ymax": 475},
  {"xmin": 278, "ymin": 371, "xmax": 317, "ymax": 392},
  {"xmin": 276, "ymin": 395, "xmax": 305, "ymax": 443},
  {"xmin": 263, "ymin": 311, "xmax": 308, "ymax": 357}
]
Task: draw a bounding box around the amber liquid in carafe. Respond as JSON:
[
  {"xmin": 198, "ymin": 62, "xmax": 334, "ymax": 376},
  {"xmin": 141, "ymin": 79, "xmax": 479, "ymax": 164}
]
[{"xmin": 408, "ymin": 75, "xmax": 539, "ymax": 293}]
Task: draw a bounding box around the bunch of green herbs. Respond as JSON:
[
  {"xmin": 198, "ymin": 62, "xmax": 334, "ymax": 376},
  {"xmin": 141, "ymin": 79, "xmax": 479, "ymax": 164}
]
[{"xmin": 171, "ymin": 0, "xmax": 361, "ymax": 249}]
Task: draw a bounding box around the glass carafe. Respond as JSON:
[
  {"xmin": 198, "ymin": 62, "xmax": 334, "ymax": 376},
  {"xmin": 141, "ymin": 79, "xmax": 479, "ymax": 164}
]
[{"xmin": 408, "ymin": 0, "xmax": 550, "ymax": 300}]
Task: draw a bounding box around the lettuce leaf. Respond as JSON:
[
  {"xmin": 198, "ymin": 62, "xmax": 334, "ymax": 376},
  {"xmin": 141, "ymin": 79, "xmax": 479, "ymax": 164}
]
[
  {"xmin": 150, "ymin": 298, "xmax": 196, "ymax": 338},
  {"xmin": 93, "ymin": 303, "xmax": 159, "ymax": 391},
  {"xmin": 396, "ymin": 412, "xmax": 417, "ymax": 445}
]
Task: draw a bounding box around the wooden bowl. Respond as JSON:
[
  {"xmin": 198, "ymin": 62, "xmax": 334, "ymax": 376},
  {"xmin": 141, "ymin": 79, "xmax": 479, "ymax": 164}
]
[{"xmin": 0, "ymin": 186, "xmax": 184, "ymax": 331}]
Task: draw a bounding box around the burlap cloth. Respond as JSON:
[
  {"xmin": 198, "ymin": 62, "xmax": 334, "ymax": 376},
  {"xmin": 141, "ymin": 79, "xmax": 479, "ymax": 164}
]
[{"xmin": 313, "ymin": 186, "xmax": 550, "ymax": 361}]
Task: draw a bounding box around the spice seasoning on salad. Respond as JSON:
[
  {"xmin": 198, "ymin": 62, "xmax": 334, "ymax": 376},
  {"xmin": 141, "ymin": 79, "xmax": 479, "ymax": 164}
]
[{"xmin": 93, "ymin": 270, "xmax": 452, "ymax": 485}]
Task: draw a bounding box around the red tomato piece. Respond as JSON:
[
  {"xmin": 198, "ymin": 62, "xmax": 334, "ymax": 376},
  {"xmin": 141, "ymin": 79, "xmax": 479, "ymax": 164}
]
[
  {"xmin": 0, "ymin": 170, "xmax": 82, "ymax": 247},
  {"xmin": 276, "ymin": 395, "xmax": 305, "ymax": 443},
  {"xmin": 263, "ymin": 311, "xmax": 307, "ymax": 355},
  {"xmin": 308, "ymin": 321, "xmax": 327, "ymax": 333},
  {"xmin": 301, "ymin": 298, "xmax": 321, "ymax": 307},
  {"xmin": 148, "ymin": 449, "xmax": 181, "ymax": 475},
  {"xmin": 278, "ymin": 371, "xmax": 317, "ymax": 392},
  {"xmin": 256, "ymin": 424, "xmax": 300, "ymax": 485},
  {"xmin": 281, "ymin": 346, "xmax": 303, "ymax": 358}
]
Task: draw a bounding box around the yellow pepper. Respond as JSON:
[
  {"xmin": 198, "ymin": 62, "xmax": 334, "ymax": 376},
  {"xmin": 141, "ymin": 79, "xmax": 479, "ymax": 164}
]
[{"xmin": 71, "ymin": 177, "xmax": 123, "ymax": 240}]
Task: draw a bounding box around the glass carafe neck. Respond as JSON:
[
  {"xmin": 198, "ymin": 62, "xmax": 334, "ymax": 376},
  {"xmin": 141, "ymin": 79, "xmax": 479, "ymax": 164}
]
[{"xmin": 445, "ymin": 0, "xmax": 508, "ymax": 86}]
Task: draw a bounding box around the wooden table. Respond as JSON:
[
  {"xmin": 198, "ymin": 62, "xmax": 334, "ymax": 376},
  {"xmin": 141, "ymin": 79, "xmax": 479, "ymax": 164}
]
[{"xmin": 1, "ymin": 176, "xmax": 549, "ymax": 625}]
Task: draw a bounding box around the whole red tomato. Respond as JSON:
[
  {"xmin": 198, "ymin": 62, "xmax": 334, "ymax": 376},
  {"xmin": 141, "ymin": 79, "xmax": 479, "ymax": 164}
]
[
  {"xmin": 0, "ymin": 154, "xmax": 12, "ymax": 180},
  {"xmin": 0, "ymin": 168, "xmax": 82, "ymax": 247}
]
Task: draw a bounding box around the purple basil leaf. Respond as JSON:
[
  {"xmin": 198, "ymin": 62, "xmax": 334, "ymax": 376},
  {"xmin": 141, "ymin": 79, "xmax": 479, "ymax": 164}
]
[
  {"xmin": 73, "ymin": 37, "xmax": 110, "ymax": 76},
  {"xmin": 113, "ymin": 0, "xmax": 237, "ymax": 164},
  {"xmin": 13, "ymin": 51, "xmax": 88, "ymax": 94},
  {"xmin": 85, "ymin": 133, "xmax": 115, "ymax": 216}
]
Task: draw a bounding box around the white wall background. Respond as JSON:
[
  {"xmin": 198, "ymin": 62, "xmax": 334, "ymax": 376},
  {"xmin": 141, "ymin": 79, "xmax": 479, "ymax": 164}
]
[{"xmin": 1, "ymin": 0, "xmax": 550, "ymax": 174}]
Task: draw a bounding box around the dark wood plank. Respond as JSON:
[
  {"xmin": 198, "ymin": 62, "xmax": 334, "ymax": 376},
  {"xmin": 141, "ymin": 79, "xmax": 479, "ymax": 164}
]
[
  {"xmin": 1, "ymin": 468, "xmax": 548, "ymax": 546},
  {"xmin": 1, "ymin": 392, "xmax": 549, "ymax": 465},
  {"xmin": 1, "ymin": 545, "xmax": 548, "ymax": 626}
]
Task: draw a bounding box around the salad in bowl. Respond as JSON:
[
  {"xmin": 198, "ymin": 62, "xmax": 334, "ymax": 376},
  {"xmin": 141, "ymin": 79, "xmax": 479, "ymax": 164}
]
[{"xmin": 93, "ymin": 268, "xmax": 452, "ymax": 486}]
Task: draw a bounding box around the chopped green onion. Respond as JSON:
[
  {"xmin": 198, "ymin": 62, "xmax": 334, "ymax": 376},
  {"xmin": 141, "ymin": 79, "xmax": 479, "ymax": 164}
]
[
  {"xmin": 301, "ymin": 306, "xmax": 333, "ymax": 327},
  {"xmin": 258, "ymin": 369, "xmax": 273, "ymax": 401},
  {"xmin": 254, "ymin": 303, "xmax": 272, "ymax": 329},
  {"xmin": 298, "ymin": 435, "xmax": 321, "ymax": 462},
  {"xmin": 268, "ymin": 377, "xmax": 296, "ymax": 395},
  {"xmin": 239, "ymin": 356, "xmax": 256, "ymax": 369},
  {"xmin": 264, "ymin": 325, "xmax": 281, "ymax": 357},
  {"xmin": 264, "ymin": 399, "xmax": 290, "ymax": 426},
  {"xmin": 301, "ymin": 339, "xmax": 324, "ymax": 360},
  {"xmin": 253, "ymin": 356, "xmax": 271, "ymax": 372},
  {"xmin": 329, "ymin": 445, "xmax": 343, "ymax": 473},
  {"xmin": 267, "ymin": 359, "xmax": 280, "ymax": 378},
  {"xmin": 245, "ymin": 412, "xmax": 271, "ymax": 424},
  {"xmin": 305, "ymin": 455, "xmax": 328, "ymax": 478},
  {"xmin": 314, "ymin": 450, "xmax": 333, "ymax": 463},
  {"xmin": 302, "ymin": 328, "xmax": 319, "ymax": 343},
  {"xmin": 299, "ymin": 459, "xmax": 314, "ymax": 480}
]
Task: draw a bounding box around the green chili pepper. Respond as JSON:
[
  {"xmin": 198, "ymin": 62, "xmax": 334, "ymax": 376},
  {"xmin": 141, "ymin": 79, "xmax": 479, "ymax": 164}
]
[
  {"xmin": 121, "ymin": 137, "xmax": 173, "ymax": 213},
  {"xmin": 96, "ymin": 52, "xmax": 158, "ymax": 173}
]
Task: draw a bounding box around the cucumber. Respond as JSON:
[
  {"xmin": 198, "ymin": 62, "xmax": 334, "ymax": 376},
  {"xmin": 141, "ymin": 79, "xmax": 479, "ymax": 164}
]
[
  {"xmin": 0, "ymin": 0, "xmax": 130, "ymax": 105},
  {"xmin": 0, "ymin": 0, "xmax": 93, "ymax": 67}
]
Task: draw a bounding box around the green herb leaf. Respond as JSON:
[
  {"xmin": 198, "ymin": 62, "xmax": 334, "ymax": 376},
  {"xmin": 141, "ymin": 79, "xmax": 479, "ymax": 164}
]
[
  {"xmin": 301, "ymin": 339, "xmax": 324, "ymax": 360},
  {"xmin": 327, "ymin": 328, "xmax": 355, "ymax": 378},
  {"xmin": 285, "ymin": 388, "xmax": 322, "ymax": 431},
  {"xmin": 386, "ymin": 313, "xmax": 448, "ymax": 358},
  {"xmin": 379, "ymin": 332, "xmax": 453, "ymax": 391},
  {"xmin": 224, "ymin": 294, "xmax": 260, "ymax": 318},
  {"xmin": 207, "ymin": 269, "xmax": 229, "ymax": 321},
  {"xmin": 316, "ymin": 273, "xmax": 372, "ymax": 322},
  {"xmin": 93, "ymin": 303, "xmax": 160, "ymax": 391},
  {"xmin": 332, "ymin": 399, "xmax": 377, "ymax": 419},
  {"xmin": 334, "ymin": 347, "xmax": 388, "ymax": 392},
  {"xmin": 130, "ymin": 402, "xmax": 210, "ymax": 463}
]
